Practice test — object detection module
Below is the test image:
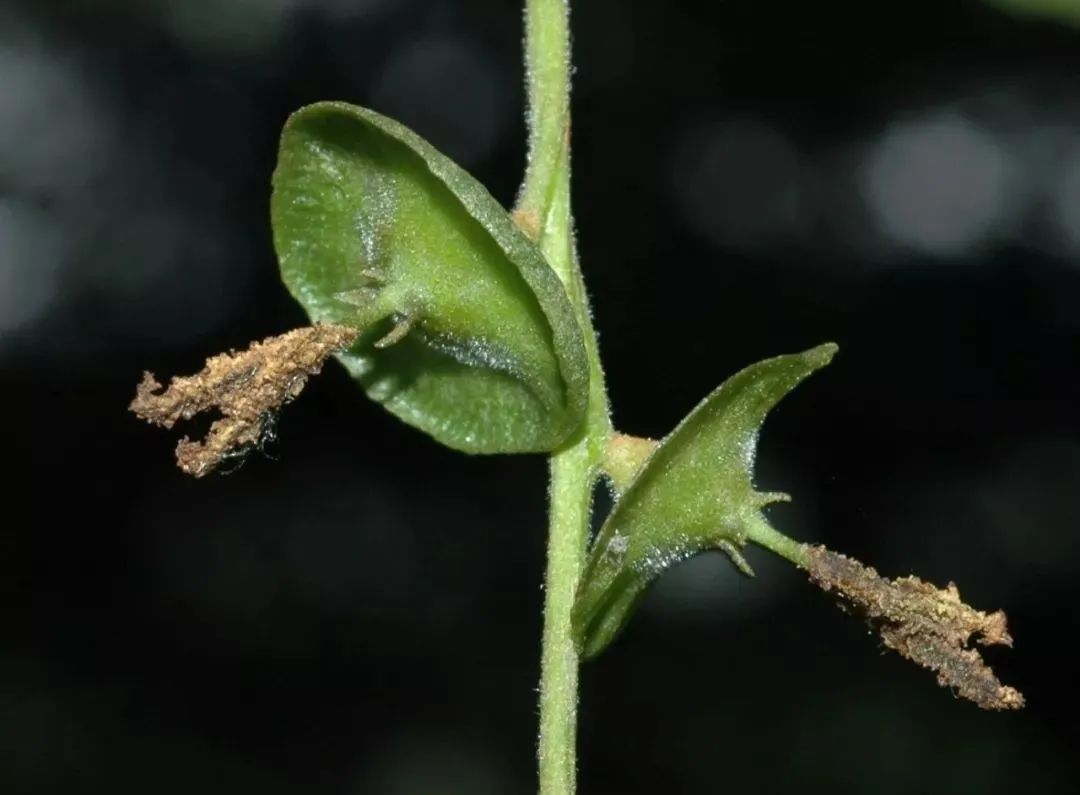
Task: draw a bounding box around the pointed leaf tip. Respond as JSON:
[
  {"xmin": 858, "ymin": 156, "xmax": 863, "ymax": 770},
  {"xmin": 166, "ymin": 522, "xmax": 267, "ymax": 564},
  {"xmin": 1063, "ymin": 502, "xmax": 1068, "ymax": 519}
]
[
  {"xmin": 573, "ymin": 343, "xmax": 836, "ymax": 658},
  {"xmin": 805, "ymin": 342, "xmax": 839, "ymax": 367}
]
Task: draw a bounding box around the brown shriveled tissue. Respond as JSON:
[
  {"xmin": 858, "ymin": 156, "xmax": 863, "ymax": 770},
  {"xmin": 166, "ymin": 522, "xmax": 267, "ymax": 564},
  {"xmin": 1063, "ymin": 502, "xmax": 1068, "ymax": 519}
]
[
  {"xmin": 804, "ymin": 545, "xmax": 1024, "ymax": 711},
  {"xmin": 130, "ymin": 324, "xmax": 359, "ymax": 477}
]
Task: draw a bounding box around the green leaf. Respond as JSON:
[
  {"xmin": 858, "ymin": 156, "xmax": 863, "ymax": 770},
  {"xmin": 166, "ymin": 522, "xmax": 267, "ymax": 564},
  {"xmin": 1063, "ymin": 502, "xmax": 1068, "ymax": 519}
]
[
  {"xmin": 573, "ymin": 343, "xmax": 838, "ymax": 659},
  {"xmin": 271, "ymin": 101, "xmax": 589, "ymax": 454}
]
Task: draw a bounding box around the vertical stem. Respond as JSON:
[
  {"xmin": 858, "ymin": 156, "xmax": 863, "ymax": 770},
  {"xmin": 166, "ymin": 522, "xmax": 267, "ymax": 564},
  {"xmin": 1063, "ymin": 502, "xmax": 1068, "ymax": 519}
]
[
  {"xmin": 538, "ymin": 442, "xmax": 594, "ymax": 795},
  {"xmin": 519, "ymin": 1, "xmax": 609, "ymax": 793},
  {"xmin": 519, "ymin": 0, "xmax": 571, "ymax": 254}
]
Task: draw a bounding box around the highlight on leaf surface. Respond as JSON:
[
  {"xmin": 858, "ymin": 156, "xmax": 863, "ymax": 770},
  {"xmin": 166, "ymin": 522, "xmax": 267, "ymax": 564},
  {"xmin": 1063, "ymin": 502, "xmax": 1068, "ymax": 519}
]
[
  {"xmin": 129, "ymin": 324, "xmax": 359, "ymax": 477},
  {"xmin": 573, "ymin": 343, "xmax": 838, "ymax": 658},
  {"xmin": 271, "ymin": 101, "xmax": 589, "ymax": 455}
]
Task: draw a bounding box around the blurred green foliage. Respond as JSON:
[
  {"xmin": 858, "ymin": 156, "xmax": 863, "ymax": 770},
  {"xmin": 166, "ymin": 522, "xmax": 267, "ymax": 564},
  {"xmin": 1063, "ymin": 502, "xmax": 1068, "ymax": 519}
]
[{"xmin": 985, "ymin": 0, "xmax": 1080, "ymax": 27}]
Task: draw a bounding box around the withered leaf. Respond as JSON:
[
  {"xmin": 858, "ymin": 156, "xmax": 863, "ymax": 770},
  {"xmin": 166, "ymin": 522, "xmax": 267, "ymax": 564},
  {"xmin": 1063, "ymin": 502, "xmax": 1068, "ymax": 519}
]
[
  {"xmin": 130, "ymin": 324, "xmax": 359, "ymax": 477},
  {"xmin": 804, "ymin": 545, "xmax": 1024, "ymax": 711}
]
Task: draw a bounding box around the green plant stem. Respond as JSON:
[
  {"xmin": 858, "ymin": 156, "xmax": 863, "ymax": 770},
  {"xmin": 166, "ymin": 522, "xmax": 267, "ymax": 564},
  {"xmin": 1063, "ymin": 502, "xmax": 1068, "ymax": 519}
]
[
  {"xmin": 745, "ymin": 512, "xmax": 811, "ymax": 568},
  {"xmin": 519, "ymin": 0, "xmax": 570, "ymax": 245},
  {"xmin": 538, "ymin": 442, "xmax": 593, "ymax": 794},
  {"xmin": 520, "ymin": 0, "xmax": 609, "ymax": 792}
]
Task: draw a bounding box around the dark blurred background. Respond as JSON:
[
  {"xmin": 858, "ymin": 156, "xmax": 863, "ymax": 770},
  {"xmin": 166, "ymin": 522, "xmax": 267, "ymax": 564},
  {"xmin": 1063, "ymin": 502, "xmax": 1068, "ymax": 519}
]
[{"xmin": 3, "ymin": 0, "xmax": 1079, "ymax": 792}]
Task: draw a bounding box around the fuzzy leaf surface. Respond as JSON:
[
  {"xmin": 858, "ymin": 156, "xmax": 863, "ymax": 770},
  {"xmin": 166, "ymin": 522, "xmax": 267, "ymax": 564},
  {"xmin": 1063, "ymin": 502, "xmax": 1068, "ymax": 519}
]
[
  {"xmin": 272, "ymin": 102, "xmax": 588, "ymax": 453},
  {"xmin": 573, "ymin": 343, "xmax": 838, "ymax": 658}
]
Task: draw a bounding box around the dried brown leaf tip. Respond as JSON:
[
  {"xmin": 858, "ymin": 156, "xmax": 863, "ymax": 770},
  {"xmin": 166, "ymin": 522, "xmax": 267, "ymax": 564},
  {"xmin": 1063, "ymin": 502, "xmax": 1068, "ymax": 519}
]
[
  {"xmin": 130, "ymin": 324, "xmax": 359, "ymax": 478},
  {"xmin": 803, "ymin": 545, "xmax": 1024, "ymax": 711}
]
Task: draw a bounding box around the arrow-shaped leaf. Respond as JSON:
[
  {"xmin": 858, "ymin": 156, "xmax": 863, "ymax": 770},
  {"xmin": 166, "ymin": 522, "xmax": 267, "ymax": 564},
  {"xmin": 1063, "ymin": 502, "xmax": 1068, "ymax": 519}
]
[{"xmin": 573, "ymin": 343, "xmax": 838, "ymax": 658}]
